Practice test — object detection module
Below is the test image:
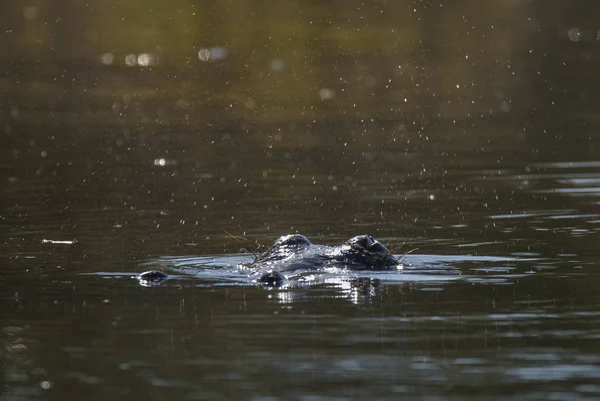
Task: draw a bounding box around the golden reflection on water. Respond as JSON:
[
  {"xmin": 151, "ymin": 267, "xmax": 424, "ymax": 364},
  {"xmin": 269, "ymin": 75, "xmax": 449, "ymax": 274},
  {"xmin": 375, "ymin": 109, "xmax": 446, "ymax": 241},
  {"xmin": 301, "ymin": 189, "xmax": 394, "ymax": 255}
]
[
  {"xmin": 2, "ymin": 2, "xmax": 600, "ymax": 400},
  {"xmin": 5, "ymin": 0, "xmax": 596, "ymax": 125}
]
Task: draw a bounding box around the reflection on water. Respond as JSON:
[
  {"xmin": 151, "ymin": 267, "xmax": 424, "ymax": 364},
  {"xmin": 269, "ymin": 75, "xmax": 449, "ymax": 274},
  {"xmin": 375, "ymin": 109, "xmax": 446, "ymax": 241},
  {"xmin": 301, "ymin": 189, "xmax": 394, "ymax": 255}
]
[
  {"xmin": 4, "ymin": 265, "xmax": 600, "ymax": 400},
  {"xmin": 144, "ymin": 252, "xmax": 541, "ymax": 286},
  {"xmin": 3, "ymin": 0, "xmax": 600, "ymax": 399},
  {"xmin": 3, "ymin": 154, "xmax": 600, "ymax": 400},
  {"xmin": 485, "ymin": 162, "xmax": 600, "ymax": 242}
]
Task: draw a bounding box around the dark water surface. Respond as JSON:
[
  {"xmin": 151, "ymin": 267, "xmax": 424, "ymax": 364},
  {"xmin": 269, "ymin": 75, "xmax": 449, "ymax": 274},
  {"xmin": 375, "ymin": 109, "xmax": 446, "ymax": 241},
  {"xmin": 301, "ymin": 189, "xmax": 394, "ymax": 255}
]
[{"xmin": 3, "ymin": 1, "xmax": 600, "ymax": 400}]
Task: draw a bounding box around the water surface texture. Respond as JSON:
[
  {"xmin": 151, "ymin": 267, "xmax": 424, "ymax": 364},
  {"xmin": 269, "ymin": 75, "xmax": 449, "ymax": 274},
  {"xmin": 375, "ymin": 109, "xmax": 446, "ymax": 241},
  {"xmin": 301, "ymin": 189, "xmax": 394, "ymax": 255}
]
[{"xmin": 2, "ymin": 1, "xmax": 600, "ymax": 400}]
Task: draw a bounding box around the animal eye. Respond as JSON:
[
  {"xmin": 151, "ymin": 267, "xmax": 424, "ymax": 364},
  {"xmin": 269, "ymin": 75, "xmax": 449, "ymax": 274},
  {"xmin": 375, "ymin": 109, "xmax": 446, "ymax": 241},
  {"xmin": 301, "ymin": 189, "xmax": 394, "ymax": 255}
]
[
  {"xmin": 275, "ymin": 234, "xmax": 311, "ymax": 247},
  {"xmin": 361, "ymin": 235, "xmax": 375, "ymax": 247},
  {"xmin": 346, "ymin": 234, "xmax": 375, "ymax": 249}
]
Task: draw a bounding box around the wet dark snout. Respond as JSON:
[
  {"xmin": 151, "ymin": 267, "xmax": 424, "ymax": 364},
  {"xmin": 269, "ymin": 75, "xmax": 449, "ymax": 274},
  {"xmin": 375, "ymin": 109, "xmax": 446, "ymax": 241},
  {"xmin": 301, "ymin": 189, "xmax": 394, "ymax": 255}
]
[
  {"xmin": 348, "ymin": 234, "xmax": 399, "ymax": 268},
  {"xmin": 257, "ymin": 271, "xmax": 286, "ymax": 286}
]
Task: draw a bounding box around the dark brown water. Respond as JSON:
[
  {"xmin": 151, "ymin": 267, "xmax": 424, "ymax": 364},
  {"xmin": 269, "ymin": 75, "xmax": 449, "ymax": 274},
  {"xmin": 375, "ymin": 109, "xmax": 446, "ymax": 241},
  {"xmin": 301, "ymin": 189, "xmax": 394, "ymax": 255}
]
[{"xmin": 2, "ymin": 1, "xmax": 600, "ymax": 400}]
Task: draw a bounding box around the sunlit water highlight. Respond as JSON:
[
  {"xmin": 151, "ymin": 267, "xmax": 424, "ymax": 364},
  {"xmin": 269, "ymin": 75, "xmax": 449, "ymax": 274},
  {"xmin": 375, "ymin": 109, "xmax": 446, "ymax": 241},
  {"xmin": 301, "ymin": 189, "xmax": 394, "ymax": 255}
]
[{"xmin": 132, "ymin": 253, "xmax": 541, "ymax": 287}]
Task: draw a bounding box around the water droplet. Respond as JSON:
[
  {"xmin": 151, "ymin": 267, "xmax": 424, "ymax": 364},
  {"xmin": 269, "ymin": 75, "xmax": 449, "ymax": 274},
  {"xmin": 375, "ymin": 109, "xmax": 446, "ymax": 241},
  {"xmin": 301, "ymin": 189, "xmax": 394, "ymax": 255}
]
[
  {"xmin": 40, "ymin": 381, "xmax": 53, "ymax": 390},
  {"xmin": 270, "ymin": 59, "xmax": 284, "ymax": 71},
  {"xmin": 101, "ymin": 52, "xmax": 114, "ymax": 65},
  {"xmin": 125, "ymin": 54, "xmax": 137, "ymax": 66},
  {"xmin": 319, "ymin": 88, "xmax": 335, "ymax": 100},
  {"xmin": 568, "ymin": 28, "xmax": 581, "ymax": 42}
]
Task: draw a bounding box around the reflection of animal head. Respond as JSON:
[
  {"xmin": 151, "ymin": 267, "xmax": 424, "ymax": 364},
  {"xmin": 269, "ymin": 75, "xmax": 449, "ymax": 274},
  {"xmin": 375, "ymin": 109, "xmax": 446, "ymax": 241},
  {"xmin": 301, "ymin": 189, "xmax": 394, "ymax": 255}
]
[{"xmin": 267, "ymin": 276, "xmax": 387, "ymax": 306}]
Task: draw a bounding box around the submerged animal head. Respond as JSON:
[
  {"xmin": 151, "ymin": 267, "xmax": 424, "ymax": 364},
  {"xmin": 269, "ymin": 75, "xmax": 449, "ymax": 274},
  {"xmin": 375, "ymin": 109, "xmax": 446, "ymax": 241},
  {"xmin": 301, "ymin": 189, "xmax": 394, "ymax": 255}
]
[
  {"xmin": 254, "ymin": 234, "xmax": 398, "ymax": 270},
  {"xmin": 253, "ymin": 234, "xmax": 312, "ymax": 264},
  {"xmin": 340, "ymin": 234, "xmax": 399, "ymax": 269}
]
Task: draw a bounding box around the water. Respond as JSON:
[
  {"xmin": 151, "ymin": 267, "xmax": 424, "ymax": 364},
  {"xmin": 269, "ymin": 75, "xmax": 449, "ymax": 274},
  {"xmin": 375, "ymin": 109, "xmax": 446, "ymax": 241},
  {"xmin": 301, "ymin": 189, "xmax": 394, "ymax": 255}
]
[
  {"xmin": 3, "ymin": 0, "xmax": 600, "ymax": 400},
  {"xmin": 3, "ymin": 197, "xmax": 600, "ymax": 401}
]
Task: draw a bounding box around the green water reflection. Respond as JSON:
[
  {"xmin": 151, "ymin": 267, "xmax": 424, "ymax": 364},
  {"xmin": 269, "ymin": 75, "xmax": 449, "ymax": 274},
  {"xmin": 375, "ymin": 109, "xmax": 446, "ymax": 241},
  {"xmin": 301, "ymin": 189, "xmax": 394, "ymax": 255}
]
[{"xmin": 2, "ymin": 0, "xmax": 600, "ymax": 400}]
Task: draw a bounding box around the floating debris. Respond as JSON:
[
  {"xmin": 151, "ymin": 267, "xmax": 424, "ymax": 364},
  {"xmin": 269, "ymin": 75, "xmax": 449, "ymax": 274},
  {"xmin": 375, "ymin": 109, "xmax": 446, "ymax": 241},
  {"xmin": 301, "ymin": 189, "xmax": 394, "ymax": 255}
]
[{"xmin": 41, "ymin": 239, "xmax": 77, "ymax": 245}]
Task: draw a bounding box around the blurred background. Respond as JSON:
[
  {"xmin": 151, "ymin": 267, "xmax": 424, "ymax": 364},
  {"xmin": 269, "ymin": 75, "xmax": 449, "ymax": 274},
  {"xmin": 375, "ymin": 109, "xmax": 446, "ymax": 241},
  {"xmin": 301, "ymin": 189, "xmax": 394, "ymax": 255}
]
[
  {"xmin": 2, "ymin": 1, "xmax": 600, "ymax": 400},
  {"xmin": 2, "ymin": 0, "xmax": 600, "ymax": 254}
]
